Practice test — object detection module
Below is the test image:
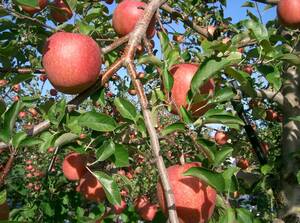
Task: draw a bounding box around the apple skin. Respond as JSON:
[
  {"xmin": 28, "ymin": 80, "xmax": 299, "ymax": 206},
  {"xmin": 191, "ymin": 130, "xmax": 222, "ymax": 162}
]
[
  {"xmin": 113, "ymin": 199, "xmax": 127, "ymax": 214},
  {"xmin": 170, "ymin": 64, "xmax": 215, "ymax": 116},
  {"xmin": 112, "ymin": 0, "xmax": 156, "ymax": 38},
  {"xmin": 62, "ymin": 153, "xmax": 87, "ymax": 181},
  {"xmin": 21, "ymin": 0, "xmax": 47, "ymax": 15},
  {"xmin": 134, "ymin": 196, "xmax": 158, "ymax": 221},
  {"xmin": 156, "ymin": 162, "xmax": 217, "ymax": 223},
  {"xmin": 277, "ymin": 0, "xmax": 300, "ymax": 29},
  {"xmin": 214, "ymin": 131, "xmax": 228, "ymax": 145},
  {"xmin": 76, "ymin": 172, "xmax": 106, "ymax": 202},
  {"xmin": 266, "ymin": 109, "xmax": 278, "ymax": 121},
  {"xmin": 237, "ymin": 158, "xmax": 249, "ymax": 170},
  {"xmin": 42, "ymin": 32, "xmax": 101, "ymax": 94},
  {"xmin": 50, "ymin": 0, "xmax": 73, "ymax": 23},
  {"xmin": 0, "ymin": 202, "xmax": 9, "ymax": 220}
]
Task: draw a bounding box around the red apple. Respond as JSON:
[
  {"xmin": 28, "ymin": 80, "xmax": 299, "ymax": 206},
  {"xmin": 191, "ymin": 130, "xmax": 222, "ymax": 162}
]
[
  {"xmin": 76, "ymin": 172, "xmax": 106, "ymax": 202},
  {"xmin": 105, "ymin": 0, "xmax": 114, "ymax": 4},
  {"xmin": 50, "ymin": 88, "xmax": 57, "ymax": 96},
  {"xmin": 43, "ymin": 32, "xmax": 101, "ymax": 94},
  {"xmin": 138, "ymin": 203, "xmax": 158, "ymax": 221},
  {"xmin": 28, "ymin": 108, "xmax": 38, "ymax": 117},
  {"xmin": 112, "ymin": 0, "xmax": 156, "ymax": 37},
  {"xmin": 18, "ymin": 111, "xmax": 27, "ymax": 119},
  {"xmin": 20, "ymin": 0, "xmax": 47, "ymax": 15},
  {"xmin": 12, "ymin": 84, "xmax": 20, "ymax": 92},
  {"xmin": 277, "ymin": 0, "xmax": 300, "ymax": 29},
  {"xmin": 214, "ymin": 131, "xmax": 228, "ymax": 145},
  {"xmin": 266, "ymin": 109, "xmax": 278, "ymax": 121},
  {"xmin": 170, "ymin": 63, "xmax": 215, "ymax": 116},
  {"xmin": 62, "ymin": 152, "xmax": 87, "ymax": 181},
  {"xmin": 0, "ymin": 201, "xmax": 9, "ymax": 220},
  {"xmin": 113, "ymin": 199, "xmax": 127, "ymax": 214},
  {"xmin": 26, "ymin": 165, "xmax": 33, "ymax": 171},
  {"xmin": 128, "ymin": 89, "xmax": 137, "ymax": 96},
  {"xmin": 173, "ymin": 35, "xmax": 185, "ymax": 43},
  {"xmin": 156, "ymin": 162, "xmax": 216, "ymax": 223},
  {"xmin": 47, "ymin": 147, "xmax": 55, "ymax": 153},
  {"xmin": 243, "ymin": 65, "xmax": 253, "ymax": 75},
  {"xmin": 39, "ymin": 74, "xmax": 48, "ymax": 82},
  {"xmin": 50, "ymin": 0, "xmax": 73, "ymax": 23},
  {"xmin": 0, "ymin": 79, "xmax": 8, "ymax": 87},
  {"xmin": 237, "ymin": 158, "xmax": 249, "ymax": 170}
]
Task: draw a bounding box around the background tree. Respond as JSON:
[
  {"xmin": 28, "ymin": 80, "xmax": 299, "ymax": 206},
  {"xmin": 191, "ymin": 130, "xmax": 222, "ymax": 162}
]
[{"xmin": 0, "ymin": 0, "xmax": 299, "ymax": 222}]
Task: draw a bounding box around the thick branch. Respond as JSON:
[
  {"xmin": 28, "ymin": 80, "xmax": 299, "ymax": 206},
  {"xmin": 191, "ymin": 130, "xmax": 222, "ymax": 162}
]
[
  {"xmin": 0, "ymin": 153, "xmax": 15, "ymax": 186},
  {"xmin": 102, "ymin": 35, "xmax": 129, "ymax": 54},
  {"xmin": 256, "ymin": 89, "xmax": 284, "ymax": 106},
  {"xmin": 123, "ymin": 0, "xmax": 179, "ymax": 222}
]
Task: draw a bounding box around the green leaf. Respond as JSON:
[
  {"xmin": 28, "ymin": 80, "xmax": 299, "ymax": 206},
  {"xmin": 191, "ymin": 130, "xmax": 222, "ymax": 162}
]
[
  {"xmin": 202, "ymin": 109, "xmax": 244, "ymax": 127},
  {"xmin": 48, "ymin": 99, "xmax": 66, "ymax": 127},
  {"xmin": 237, "ymin": 208, "xmax": 255, "ymax": 223},
  {"xmin": 0, "ymin": 190, "xmax": 6, "ymax": 205},
  {"xmin": 93, "ymin": 171, "xmax": 121, "ymax": 206},
  {"xmin": 79, "ymin": 111, "xmax": 117, "ymax": 132},
  {"xmin": 191, "ymin": 55, "xmax": 240, "ymax": 94},
  {"xmin": 158, "ymin": 32, "xmax": 172, "ymax": 62},
  {"xmin": 220, "ymin": 208, "xmax": 236, "ymax": 223},
  {"xmin": 162, "ymin": 65, "xmax": 174, "ymax": 92},
  {"xmin": 138, "ymin": 55, "xmax": 162, "ymax": 66},
  {"xmin": 184, "ymin": 167, "xmax": 225, "ymax": 192},
  {"xmin": 222, "ymin": 167, "xmax": 239, "ymax": 192},
  {"xmin": 195, "ymin": 138, "xmax": 216, "ymax": 162},
  {"xmin": 12, "ymin": 131, "xmax": 27, "ymax": 149},
  {"xmin": 243, "ymin": 19, "xmax": 269, "ymax": 41},
  {"xmin": 290, "ymin": 116, "xmax": 300, "ymax": 122},
  {"xmin": 0, "ymin": 98, "xmax": 6, "ymax": 115},
  {"xmin": 0, "ymin": 100, "xmax": 23, "ymax": 143},
  {"xmin": 180, "ymin": 107, "xmax": 192, "ymax": 124},
  {"xmin": 161, "ymin": 122, "xmax": 185, "ymax": 136},
  {"xmin": 96, "ymin": 140, "xmax": 115, "ymax": 162},
  {"xmin": 54, "ymin": 133, "xmax": 78, "ymax": 147},
  {"xmin": 19, "ymin": 138, "xmax": 43, "ymax": 147},
  {"xmin": 208, "ymin": 87, "xmax": 236, "ymax": 104},
  {"xmin": 41, "ymin": 202, "xmax": 55, "ymax": 217},
  {"xmin": 113, "ymin": 144, "xmax": 129, "ymax": 168},
  {"xmin": 114, "ymin": 98, "xmax": 138, "ymax": 122},
  {"xmin": 214, "ymin": 146, "xmax": 233, "ymax": 166},
  {"xmin": 280, "ymin": 53, "xmax": 300, "ymax": 65},
  {"xmin": 17, "ymin": 0, "xmax": 38, "ymax": 8},
  {"xmin": 261, "ymin": 164, "xmax": 273, "ymax": 175}
]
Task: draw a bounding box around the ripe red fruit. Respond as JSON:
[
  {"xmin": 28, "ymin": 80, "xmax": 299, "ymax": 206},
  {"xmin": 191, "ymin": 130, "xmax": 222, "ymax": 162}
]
[
  {"xmin": 43, "ymin": 32, "xmax": 101, "ymax": 94},
  {"xmin": 0, "ymin": 79, "xmax": 8, "ymax": 87},
  {"xmin": 26, "ymin": 165, "xmax": 33, "ymax": 171},
  {"xmin": 47, "ymin": 147, "xmax": 55, "ymax": 153},
  {"xmin": 39, "ymin": 74, "xmax": 48, "ymax": 82},
  {"xmin": 238, "ymin": 47, "xmax": 244, "ymax": 53},
  {"xmin": 26, "ymin": 160, "xmax": 32, "ymax": 165},
  {"xmin": 113, "ymin": 199, "xmax": 127, "ymax": 214},
  {"xmin": 156, "ymin": 162, "xmax": 216, "ymax": 223},
  {"xmin": 28, "ymin": 108, "xmax": 38, "ymax": 117},
  {"xmin": 12, "ymin": 84, "xmax": 20, "ymax": 92},
  {"xmin": 50, "ymin": 0, "xmax": 73, "ymax": 23},
  {"xmin": 266, "ymin": 109, "xmax": 278, "ymax": 121},
  {"xmin": 18, "ymin": 111, "xmax": 26, "ymax": 119},
  {"xmin": 173, "ymin": 35, "xmax": 185, "ymax": 43},
  {"xmin": 62, "ymin": 152, "xmax": 87, "ymax": 181},
  {"xmin": 50, "ymin": 88, "xmax": 57, "ymax": 96},
  {"xmin": 20, "ymin": 0, "xmax": 47, "ymax": 15},
  {"xmin": 112, "ymin": 0, "xmax": 156, "ymax": 37},
  {"xmin": 138, "ymin": 203, "xmax": 158, "ymax": 221},
  {"xmin": 76, "ymin": 172, "xmax": 106, "ymax": 202},
  {"xmin": 243, "ymin": 65, "xmax": 253, "ymax": 75},
  {"xmin": 27, "ymin": 182, "xmax": 34, "ymax": 189},
  {"xmin": 134, "ymin": 196, "xmax": 149, "ymax": 210},
  {"xmin": 237, "ymin": 158, "xmax": 249, "ymax": 170},
  {"xmin": 105, "ymin": 0, "xmax": 114, "ymax": 4},
  {"xmin": 0, "ymin": 201, "xmax": 9, "ymax": 220},
  {"xmin": 214, "ymin": 131, "xmax": 228, "ymax": 145},
  {"xmin": 170, "ymin": 64, "xmax": 215, "ymax": 116},
  {"xmin": 128, "ymin": 89, "xmax": 137, "ymax": 96},
  {"xmin": 277, "ymin": 0, "xmax": 300, "ymax": 29}
]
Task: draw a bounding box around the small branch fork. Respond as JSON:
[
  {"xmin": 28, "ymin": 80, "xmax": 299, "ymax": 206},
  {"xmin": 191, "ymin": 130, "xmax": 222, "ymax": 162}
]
[{"xmin": 0, "ymin": 146, "xmax": 16, "ymax": 186}]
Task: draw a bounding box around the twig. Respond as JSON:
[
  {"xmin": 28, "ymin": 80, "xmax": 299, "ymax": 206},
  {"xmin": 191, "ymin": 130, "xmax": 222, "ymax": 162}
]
[
  {"xmin": 0, "ymin": 149, "xmax": 16, "ymax": 186},
  {"xmin": 102, "ymin": 35, "xmax": 130, "ymax": 54},
  {"xmin": 0, "ymin": 67, "xmax": 45, "ymax": 74}
]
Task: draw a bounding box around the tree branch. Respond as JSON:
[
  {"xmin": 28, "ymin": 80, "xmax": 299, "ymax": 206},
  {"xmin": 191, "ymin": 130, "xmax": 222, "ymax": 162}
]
[
  {"xmin": 0, "ymin": 67, "xmax": 45, "ymax": 74},
  {"xmin": 251, "ymin": 0, "xmax": 279, "ymax": 5},
  {"xmin": 256, "ymin": 89, "xmax": 284, "ymax": 106},
  {"xmin": 0, "ymin": 152, "xmax": 16, "ymax": 186}
]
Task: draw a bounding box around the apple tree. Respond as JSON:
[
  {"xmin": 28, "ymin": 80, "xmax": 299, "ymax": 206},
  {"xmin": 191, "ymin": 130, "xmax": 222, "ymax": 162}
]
[{"xmin": 0, "ymin": 0, "xmax": 299, "ymax": 222}]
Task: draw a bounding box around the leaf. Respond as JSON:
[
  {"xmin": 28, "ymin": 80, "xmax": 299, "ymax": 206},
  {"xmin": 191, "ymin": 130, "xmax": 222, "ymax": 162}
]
[
  {"xmin": 280, "ymin": 53, "xmax": 300, "ymax": 65},
  {"xmin": 222, "ymin": 167, "xmax": 239, "ymax": 192},
  {"xmin": 19, "ymin": 138, "xmax": 43, "ymax": 147},
  {"xmin": 202, "ymin": 109, "xmax": 244, "ymax": 127},
  {"xmin": 184, "ymin": 167, "xmax": 225, "ymax": 192},
  {"xmin": 195, "ymin": 138, "xmax": 216, "ymax": 162},
  {"xmin": 237, "ymin": 208, "xmax": 255, "ymax": 223},
  {"xmin": 220, "ymin": 208, "xmax": 237, "ymax": 223},
  {"xmin": 0, "ymin": 98, "xmax": 6, "ymax": 115},
  {"xmin": 158, "ymin": 32, "xmax": 172, "ymax": 61},
  {"xmin": 93, "ymin": 171, "xmax": 121, "ymax": 206},
  {"xmin": 114, "ymin": 98, "xmax": 138, "ymax": 122},
  {"xmin": 16, "ymin": 0, "xmax": 38, "ymax": 8},
  {"xmin": 0, "ymin": 190, "xmax": 6, "ymax": 205},
  {"xmin": 0, "ymin": 100, "xmax": 23, "ymax": 143},
  {"xmin": 161, "ymin": 122, "xmax": 185, "ymax": 136},
  {"xmin": 113, "ymin": 144, "xmax": 129, "ymax": 168},
  {"xmin": 12, "ymin": 131, "xmax": 27, "ymax": 149},
  {"xmin": 290, "ymin": 116, "xmax": 300, "ymax": 122},
  {"xmin": 96, "ymin": 140, "xmax": 115, "ymax": 162},
  {"xmin": 54, "ymin": 133, "xmax": 78, "ymax": 147},
  {"xmin": 191, "ymin": 54, "xmax": 240, "ymax": 94},
  {"xmin": 208, "ymin": 87, "xmax": 236, "ymax": 104},
  {"xmin": 162, "ymin": 65, "xmax": 174, "ymax": 92},
  {"xmin": 79, "ymin": 111, "xmax": 117, "ymax": 132},
  {"xmin": 48, "ymin": 99, "xmax": 66, "ymax": 127},
  {"xmin": 243, "ymin": 19, "xmax": 269, "ymax": 41},
  {"xmin": 180, "ymin": 107, "xmax": 192, "ymax": 124},
  {"xmin": 138, "ymin": 55, "xmax": 162, "ymax": 66},
  {"xmin": 214, "ymin": 146, "xmax": 233, "ymax": 166}
]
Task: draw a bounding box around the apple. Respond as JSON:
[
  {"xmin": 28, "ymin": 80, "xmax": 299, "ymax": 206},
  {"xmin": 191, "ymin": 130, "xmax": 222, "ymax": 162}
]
[
  {"xmin": 113, "ymin": 199, "xmax": 127, "ymax": 214},
  {"xmin": 62, "ymin": 152, "xmax": 87, "ymax": 181},
  {"xmin": 214, "ymin": 131, "xmax": 228, "ymax": 145},
  {"xmin": 237, "ymin": 158, "xmax": 249, "ymax": 170},
  {"xmin": 50, "ymin": 0, "xmax": 73, "ymax": 23},
  {"xmin": 39, "ymin": 74, "xmax": 48, "ymax": 82},
  {"xmin": 277, "ymin": 0, "xmax": 300, "ymax": 29},
  {"xmin": 238, "ymin": 47, "xmax": 244, "ymax": 53},
  {"xmin": 26, "ymin": 160, "xmax": 32, "ymax": 165},
  {"xmin": 76, "ymin": 172, "xmax": 106, "ymax": 202},
  {"xmin": 156, "ymin": 162, "xmax": 216, "ymax": 223},
  {"xmin": 12, "ymin": 84, "xmax": 20, "ymax": 92},
  {"xmin": 47, "ymin": 147, "xmax": 55, "ymax": 153},
  {"xmin": 20, "ymin": 0, "xmax": 47, "ymax": 15},
  {"xmin": 112, "ymin": 0, "xmax": 156, "ymax": 37},
  {"xmin": 207, "ymin": 25, "xmax": 216, "ymax": 37},
  {"xmin": 134, "ymin": 196, "xmax": 149, "ymax": 210},
  {"xmin": 170, "ymin": 63, "xmax": 215, "ymax": 116},
  {"xmin": 105, "ymin": 0, "xmax": 114, "ymax": 4},
  {"xmin": 26, "ymin": 165, "xmax": 33, "ymax": 171},
  {"xmin": 128, "ymin": 89, "xmax": 137, "ymax": 96},
  {"xmin": 50, "ymin": 88, "xmax": 57, "ymax": 96},
  {"xmin": 43, "ymin": 32, "xmax": 101, "ymax": 94},
  {"xmin": 28, "ymin": 108, "xmax": 38, "ymax": 117},
  {"xmin": 18, "ymin": 111, "xmax": 26, "ymax": 119},
  {"xmin": 243, "ymin": 65, "xmax": 253, "ymax": 75},
  {"xmin": 173, "ymin": 35, "xmax": 185, "ymax": 43},
  {"xmin": 137, "ymin": 72, "xmax": 145, "ymax": 79},
  {"xmin": 266, "ymin": 109, "xmax": 278, "ymax": 121},
  {"xmin": 0, "ymin": 79, "xmax": 8, "ymax": 87},
  {"xmin": 138, "ymin": 203, "xmax": 158, "ymax": 221},
  {"xmin": 27, "ymin": 182, "xmax": 34, "ymax": 189},
  {"xmin": 0, "ymin": 201, "xmax": 9, "ymax": 220}
]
